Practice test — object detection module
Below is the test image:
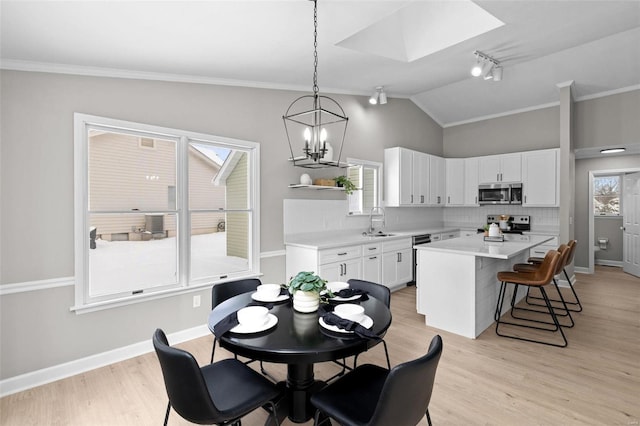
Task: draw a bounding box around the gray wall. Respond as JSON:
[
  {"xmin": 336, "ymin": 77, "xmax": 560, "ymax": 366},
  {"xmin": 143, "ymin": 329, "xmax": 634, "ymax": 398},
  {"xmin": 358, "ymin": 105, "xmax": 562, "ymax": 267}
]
[
  {"xmin": 574, "ymin": 155, "xmax": 640, "ymax": 268},
  {"xmin": 0, "ymin": 70, "xmax": 441, "ymax": 379},
  {"xmin": 574, "ymin": 90, "xmax": 640, "ymax": 149},
  {"xmin": 594, "ymin": 217, "xmax": 624, "ymax": 262},
  {"xmin": 443, "ymin": 106, "xmax": 560, "ymax": 157}
]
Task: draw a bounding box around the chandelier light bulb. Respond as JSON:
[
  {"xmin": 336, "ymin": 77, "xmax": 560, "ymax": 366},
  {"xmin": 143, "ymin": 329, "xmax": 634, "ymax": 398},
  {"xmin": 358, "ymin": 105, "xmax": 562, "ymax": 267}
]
[
  {"xmin": 320, "ymin": 128, "xmax": 327, "ymax": 143},
  {"xmin": 303, "ymin": 127, "xmax": 311, "ymax": 142}
]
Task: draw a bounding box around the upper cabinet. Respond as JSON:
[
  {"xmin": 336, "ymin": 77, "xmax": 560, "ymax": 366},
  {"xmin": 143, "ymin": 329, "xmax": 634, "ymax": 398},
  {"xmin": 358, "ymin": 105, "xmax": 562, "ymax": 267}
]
[
  {"xmin": 385, "ymin": 147, "xmax": 430, "ymax": 206},
  {"xmin": 428, "ymin": 155, "xmax": 446, "ymax": 205},
  {"xmin": 445, "ymin": 159, "xmax": 464, "ymax": 205},
  {"xmin": 446, "ymin": 158, "xmax": 479, "ymax": 206},
  {"xmin": 522, "ymin": 149, "xmax": 559, "ymax": 207},
  {"xmin": 478, "ymin": 153, "xmax": 522, "ymax": 183}
]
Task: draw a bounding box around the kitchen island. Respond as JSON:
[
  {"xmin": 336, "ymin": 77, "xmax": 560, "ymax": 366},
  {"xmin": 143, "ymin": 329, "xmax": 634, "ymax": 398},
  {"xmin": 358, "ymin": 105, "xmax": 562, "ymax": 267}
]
[{"xmin": 415, "ymin": 234, "xmax": 553, "ymax": 339}]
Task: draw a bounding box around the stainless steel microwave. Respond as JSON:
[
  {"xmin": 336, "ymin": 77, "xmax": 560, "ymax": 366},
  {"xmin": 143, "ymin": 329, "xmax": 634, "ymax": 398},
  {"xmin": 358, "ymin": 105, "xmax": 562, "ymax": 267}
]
[{"xmin": 478, "ymin": 183, "xmax": 522, "ymax": 205}]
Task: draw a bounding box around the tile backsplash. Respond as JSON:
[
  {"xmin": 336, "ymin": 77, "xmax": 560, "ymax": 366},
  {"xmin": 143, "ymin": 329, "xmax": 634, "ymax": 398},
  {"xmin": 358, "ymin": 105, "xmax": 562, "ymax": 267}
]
[
  {"xmin": 444, "ymin": 206, "xmax": 559, "ymax": 228},
  {"xmin": 284, "ymin": 199, "xmax": 444, "ymax": 235}
]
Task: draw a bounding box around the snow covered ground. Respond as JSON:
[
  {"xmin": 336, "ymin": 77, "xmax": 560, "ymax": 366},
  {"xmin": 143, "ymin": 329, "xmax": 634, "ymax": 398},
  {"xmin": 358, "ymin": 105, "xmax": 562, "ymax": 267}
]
[{"xmin": 89, "ymin": 232, "xmax": 248, "ymax": 297}]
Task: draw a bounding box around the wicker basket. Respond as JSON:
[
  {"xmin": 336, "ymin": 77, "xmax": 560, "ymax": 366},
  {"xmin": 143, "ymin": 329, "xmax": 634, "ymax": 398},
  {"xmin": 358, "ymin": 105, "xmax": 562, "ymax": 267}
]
[{"xmin": 313, "ymin": 178, "xmax": 336, "ymax": 187}]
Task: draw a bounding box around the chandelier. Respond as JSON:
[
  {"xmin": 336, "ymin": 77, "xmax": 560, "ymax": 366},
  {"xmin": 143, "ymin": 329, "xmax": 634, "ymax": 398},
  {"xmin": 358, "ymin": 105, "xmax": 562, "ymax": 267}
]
[{"xmin": 283, "ymin": 0, "xmax": 349, "ymax": 169}]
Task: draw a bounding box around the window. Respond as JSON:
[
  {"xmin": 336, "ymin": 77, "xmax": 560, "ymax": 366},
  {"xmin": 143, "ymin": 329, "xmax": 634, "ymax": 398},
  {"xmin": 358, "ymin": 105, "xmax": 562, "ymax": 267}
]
[
  {"xmin": 346, "ymin": 158, "xmax": 382, "ymax": 215},
  {"xmin": 593, "ymin": 175, "xmax": 621, "ymax": 216},
  {"xmin": 74, "ymin": 114, "xmax": 260, "ymax": 312}
]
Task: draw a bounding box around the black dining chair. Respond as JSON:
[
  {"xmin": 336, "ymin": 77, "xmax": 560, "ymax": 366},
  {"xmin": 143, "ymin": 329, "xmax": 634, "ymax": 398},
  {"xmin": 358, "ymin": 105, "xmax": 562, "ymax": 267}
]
[
  {"xmin": 311, "ymin": 334, "xmax": 443, "ymax": 426},
  {"xmin": 210, "ymin": 278, "xmax": 261, "ymax": 363},
  {"xmin": 152, "ymin": 328, "xmax": 282, "ymax": 426},
  {"xmin": 347, "ymin": 279, "xmax": 392, "ymax": 369},
  {"xmin": 210, "ymin": 278, "xmax": 276, "ymax": 381}
]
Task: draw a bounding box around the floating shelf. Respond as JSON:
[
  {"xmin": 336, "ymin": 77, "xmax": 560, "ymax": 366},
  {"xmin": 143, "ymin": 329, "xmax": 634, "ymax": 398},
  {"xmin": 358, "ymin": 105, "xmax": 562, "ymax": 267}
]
[{"xmin": 288, "ymin": 184, "xmax": 345, "ymax": 191}]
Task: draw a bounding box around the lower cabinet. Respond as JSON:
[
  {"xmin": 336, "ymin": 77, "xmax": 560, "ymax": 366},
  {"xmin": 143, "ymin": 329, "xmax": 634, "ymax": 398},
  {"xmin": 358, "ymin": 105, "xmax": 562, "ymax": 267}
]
[
  {"xmin": 319, "ymin": 257, "xmax": 362, "ymax": 282},
  {"xmin": 362, "ymin": 242, "xmax": 382, "ymax": 283},
  {"xmin": 286, "ymin": 244, "xmax": 363, "ymax": 283},
  {"xmin": 381, "ymin": 238, "xmax": 413, "ymax": 289}
]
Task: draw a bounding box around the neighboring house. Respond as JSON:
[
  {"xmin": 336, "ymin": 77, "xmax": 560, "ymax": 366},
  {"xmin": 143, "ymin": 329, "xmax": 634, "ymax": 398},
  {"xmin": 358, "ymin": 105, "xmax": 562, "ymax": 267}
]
[{"xmin": 88, "ymin": 132, "xmax": 226, "ymax": 241}]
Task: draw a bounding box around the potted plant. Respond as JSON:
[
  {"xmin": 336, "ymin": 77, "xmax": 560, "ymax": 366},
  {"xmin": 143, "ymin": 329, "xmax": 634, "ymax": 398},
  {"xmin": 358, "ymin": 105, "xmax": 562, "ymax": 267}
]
[
  {"xmin": 288, "ymin": 271, "xmax": 328, "ymax": 312},
  {"xmin": 335, "ymin": 175, "xmax": 357, "ymax": 195}
]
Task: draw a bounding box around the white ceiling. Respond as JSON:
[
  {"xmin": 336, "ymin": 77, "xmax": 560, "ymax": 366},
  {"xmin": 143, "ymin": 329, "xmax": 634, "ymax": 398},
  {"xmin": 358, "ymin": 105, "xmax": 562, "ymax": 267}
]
[{"xmin": 1, "ymin": 1, "xmax": 639, "ymax": 127}]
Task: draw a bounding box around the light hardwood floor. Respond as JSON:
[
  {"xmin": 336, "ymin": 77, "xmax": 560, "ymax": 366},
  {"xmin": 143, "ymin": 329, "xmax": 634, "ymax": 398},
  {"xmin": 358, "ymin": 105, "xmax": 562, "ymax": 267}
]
[{"xmin": 2, "ymin": 266, "xmax": 639, "ymax": 425}]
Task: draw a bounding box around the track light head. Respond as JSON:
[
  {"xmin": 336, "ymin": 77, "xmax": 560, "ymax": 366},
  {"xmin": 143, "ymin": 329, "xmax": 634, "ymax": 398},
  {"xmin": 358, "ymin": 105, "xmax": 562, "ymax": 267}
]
[
  {"xmin": 370, "ymin": 87, "xmax": 387, "ymax": 105},
  {"xmin": 471, "ymin": 50, "xmax": 501, "ymax": 82}
]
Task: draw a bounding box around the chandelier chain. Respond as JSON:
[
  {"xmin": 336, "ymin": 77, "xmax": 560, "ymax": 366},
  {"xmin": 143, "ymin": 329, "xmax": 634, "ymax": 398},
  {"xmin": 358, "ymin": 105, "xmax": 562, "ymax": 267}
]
[{"xmin": 312, "ymin": 0, "xmax": 319, "ymax": 95}]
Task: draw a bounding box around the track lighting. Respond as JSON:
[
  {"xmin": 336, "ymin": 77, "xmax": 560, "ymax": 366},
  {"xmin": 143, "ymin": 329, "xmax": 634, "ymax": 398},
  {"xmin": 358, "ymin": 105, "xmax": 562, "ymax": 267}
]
[
  {"xmin": 369, "ymin": 86, "xmax": 387, "ymax": 105},
  {"xmin": 471, "ymin": 50, "xmax": 502, "ymax": 82}
]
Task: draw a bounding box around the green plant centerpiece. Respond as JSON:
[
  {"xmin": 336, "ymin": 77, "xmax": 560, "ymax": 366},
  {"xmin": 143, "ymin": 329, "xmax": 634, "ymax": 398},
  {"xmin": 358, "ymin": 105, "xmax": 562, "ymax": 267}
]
[
  {"xmin": 334, "ymin": 175, "xmax": 357, "ymax": 195},
  {"xmin": 288, "ymin": 271, "xmax": 329, "ymax": 313}
]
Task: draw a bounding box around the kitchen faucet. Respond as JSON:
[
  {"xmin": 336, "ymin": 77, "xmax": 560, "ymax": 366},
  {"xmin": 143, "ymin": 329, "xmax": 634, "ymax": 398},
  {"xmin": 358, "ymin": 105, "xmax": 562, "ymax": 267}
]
[{"xmin": 368, "ymin": 206, "xmax": 386, "ymax": 234}]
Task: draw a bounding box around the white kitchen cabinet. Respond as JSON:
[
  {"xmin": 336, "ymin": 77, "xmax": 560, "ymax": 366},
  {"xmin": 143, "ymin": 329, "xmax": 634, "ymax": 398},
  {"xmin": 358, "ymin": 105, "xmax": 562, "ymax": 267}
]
[
  {"xmin": 320, "ymin": 257, "xmax": 362, "ymax": 282},
  {"xmin": 478, "ymin": 153, "xmax": 521, "ymax": 183},
  {"xmin": 385, "ymin": 147, "xmax": 429, "ymax": 206},
  {"xmin": 528, "ymin": 236, "xmax": 559, "ymax": 259},
  {"xmin": 441, "ymin": 231, "xmax": 459, "ymax": 240},
  {"xmin": 428, "ymin": 154, "xmax": 446, "ymax": 205},
  {"xmin": 430, "ymin": 233, "xmax": 442, "ymax": 242},
  {"xmin": 361, "ymin": 242, "xmax": 382, "ymax": 283},
  {"xmin": 460, "ymin": 228, "xmax": 479, "ymax": 237},
  {"xmin": 381, "ymin": 238, "xmax": 412, "ymax": 289},
  {"xmin": 446, "ymin": 158, "xmax": 465, "ymax": 206},
  {"xmin": 464, "ymin": 157, "xmax": 479, "ymax": 206},
  {"xmin": 522, "ymin": 149, "xmax": 559, "ymax": 207},
  {"xmin": 286, "ymin": 244, "xmax": 362, "ymax": 283}
]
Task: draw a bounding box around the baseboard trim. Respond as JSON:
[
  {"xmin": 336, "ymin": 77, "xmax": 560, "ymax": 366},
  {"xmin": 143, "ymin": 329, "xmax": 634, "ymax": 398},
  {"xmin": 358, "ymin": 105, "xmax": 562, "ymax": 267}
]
[
  {"xmin": 595, "ymin": 259, "xmax": 623, "ymax": 268},
  {"xmin": 574, "ymin": 266, "xmax": 590, "ymax": 274},
  {"xmin": 0, "ymin": 324, "xmax": 210, "ymax": 398}
]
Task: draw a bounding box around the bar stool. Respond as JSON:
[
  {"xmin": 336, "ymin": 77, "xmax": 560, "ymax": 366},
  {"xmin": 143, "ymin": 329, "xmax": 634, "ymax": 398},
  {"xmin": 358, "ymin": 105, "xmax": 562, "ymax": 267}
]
[
  {"xmin": 494, "ymin": 250, "xmax": 567, "ymax": 347},
  {"xmin": 512, "ymin": 244, "xmax": 574, "ymax": 328},
  {"xmin": 522, "ymin": 240, "xmax": 582, "ymax": 312}
]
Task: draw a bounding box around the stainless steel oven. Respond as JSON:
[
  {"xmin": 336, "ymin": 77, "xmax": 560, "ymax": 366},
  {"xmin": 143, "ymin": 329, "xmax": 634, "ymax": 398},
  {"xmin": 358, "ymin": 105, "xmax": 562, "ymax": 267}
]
[{"xmin": 410, "ymin": 234, "xmax": 431, "ymax": 285}]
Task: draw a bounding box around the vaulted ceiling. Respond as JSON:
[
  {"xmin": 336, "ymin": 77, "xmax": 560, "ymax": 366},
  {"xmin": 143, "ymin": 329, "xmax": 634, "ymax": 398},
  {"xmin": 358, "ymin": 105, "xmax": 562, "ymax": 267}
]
[{"xmin": 1, "ymin": 1, "xmax": 639, "ymax": 127}]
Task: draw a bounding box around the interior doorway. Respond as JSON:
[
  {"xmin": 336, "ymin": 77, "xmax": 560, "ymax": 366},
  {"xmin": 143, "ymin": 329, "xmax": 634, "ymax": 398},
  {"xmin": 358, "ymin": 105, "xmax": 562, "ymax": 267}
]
[{"xmin": 588, "ymin": 167, "xmax": 640, "ymax": 275}]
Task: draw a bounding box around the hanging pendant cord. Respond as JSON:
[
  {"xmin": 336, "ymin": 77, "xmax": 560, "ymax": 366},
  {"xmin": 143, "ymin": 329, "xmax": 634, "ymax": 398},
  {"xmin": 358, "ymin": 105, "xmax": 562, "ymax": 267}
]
[{"xmin": 312, "ymin": 0, "xmax": 319, "ymax": 96}]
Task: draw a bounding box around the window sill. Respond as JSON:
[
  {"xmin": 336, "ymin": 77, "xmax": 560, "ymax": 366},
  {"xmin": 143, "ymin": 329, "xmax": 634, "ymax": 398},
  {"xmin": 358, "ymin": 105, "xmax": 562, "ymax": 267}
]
[{"xmin": 70, "ymin": 274, "xmax": 262, "ymax": 314}]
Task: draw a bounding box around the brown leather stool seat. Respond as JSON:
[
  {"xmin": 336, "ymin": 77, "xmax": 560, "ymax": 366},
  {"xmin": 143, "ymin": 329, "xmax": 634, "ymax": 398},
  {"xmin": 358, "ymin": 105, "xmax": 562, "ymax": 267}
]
[
  {"xmin": 494, "ymin": 250, "xmax": 568, "ymax": 347},
  {"xmin": 512, "ymin": 245, "xmax": 574, "ymax": 327},
  {"xmin": 517, "ymin": 240, "xmax": 582, "ymax": 312}
]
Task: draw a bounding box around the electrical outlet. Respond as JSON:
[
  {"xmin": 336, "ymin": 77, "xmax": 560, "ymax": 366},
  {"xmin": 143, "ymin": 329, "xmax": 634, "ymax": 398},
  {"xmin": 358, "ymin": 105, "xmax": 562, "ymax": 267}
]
[{"xmin": 193, "ymin": 295, "xmax": 201, "ymax": 308}]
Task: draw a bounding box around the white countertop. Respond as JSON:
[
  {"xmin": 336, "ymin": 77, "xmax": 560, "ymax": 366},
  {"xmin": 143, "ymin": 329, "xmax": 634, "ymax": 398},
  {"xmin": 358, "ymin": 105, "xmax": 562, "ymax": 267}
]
[
  {"xmin": 414, "ymin": 233, "xmax": 553, "ymax": 260},
  {"xmin": 284, "ymin": 226, "xmax": 460, "ymax": 250}
]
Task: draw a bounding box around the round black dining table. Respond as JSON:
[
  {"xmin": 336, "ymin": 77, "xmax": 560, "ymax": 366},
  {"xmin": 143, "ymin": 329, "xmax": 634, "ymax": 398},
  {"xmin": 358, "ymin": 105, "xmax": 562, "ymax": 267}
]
[{"xmin": 207, "ymin": 292, "xmax": 392, "ymax": 423}]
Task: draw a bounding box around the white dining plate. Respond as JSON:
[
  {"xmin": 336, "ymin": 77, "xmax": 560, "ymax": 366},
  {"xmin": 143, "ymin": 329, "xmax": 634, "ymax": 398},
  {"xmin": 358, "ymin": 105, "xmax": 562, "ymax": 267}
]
[
  {"xmin": 231, "ymin": 313, "xmax": 278, "ymax": 334},
  {"xmin": 329, "ymin": 294, "xmax": 361, "ymax": 302},
  {"xmin": 319, "ymin": 315, "xmax": 373, "ymax": 334},
  {"xmin": 251, "ymin": 292, "xmax": 289, "ymax": 303}
]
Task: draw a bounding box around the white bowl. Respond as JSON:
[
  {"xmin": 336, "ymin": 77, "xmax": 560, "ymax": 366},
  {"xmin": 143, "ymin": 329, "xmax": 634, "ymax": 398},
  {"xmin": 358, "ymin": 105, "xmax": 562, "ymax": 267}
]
[
  {"xmin": 237, "ymin": 306, "xmax": 269, "ymax": 327},
  {"xmin": 326, "ymin": 281, "xmax": 349, "ymax": 293},
  {"xmin": 334, "ymin": 303, "xmax": 365, "ymax": 323},
  {"xmin": 256, "ymin": 284, "xmax": 281, "ymax": 299}
]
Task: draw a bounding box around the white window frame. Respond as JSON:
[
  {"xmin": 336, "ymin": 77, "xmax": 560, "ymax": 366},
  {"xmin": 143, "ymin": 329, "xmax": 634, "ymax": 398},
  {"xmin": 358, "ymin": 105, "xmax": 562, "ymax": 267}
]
[
  {"xmin": 73, "ymin": 113, "xmax": 260, "ymax": 313},
  {"xmin": 346, "ymin": 158, "xmax": 383, "ymax": 216}
]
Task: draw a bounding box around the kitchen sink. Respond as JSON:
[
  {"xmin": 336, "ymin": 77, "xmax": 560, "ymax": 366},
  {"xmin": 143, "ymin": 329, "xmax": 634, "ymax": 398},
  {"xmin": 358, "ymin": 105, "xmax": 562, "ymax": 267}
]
[{"xmin": 363, "ymin": 232, "xmax": 395, "ymax": 237}]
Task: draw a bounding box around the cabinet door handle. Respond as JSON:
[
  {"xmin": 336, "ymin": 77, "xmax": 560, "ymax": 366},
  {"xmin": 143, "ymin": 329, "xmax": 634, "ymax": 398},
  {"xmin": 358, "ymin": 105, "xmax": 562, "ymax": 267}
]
[
  {"xmin": 397, "ymin": 252, "xmax": 401, "ymax": 262},
  {"xmin": 448, "ymin": 196, "xmax": 450, "ymax": 204},
  {"xmin": 411, "ymin": 194, "xmax": 414, "ymax": 203},
  {"xmin": 475, "ymin": 196, "xmax": 478, "ymax": 204},
  {"xmin": 338, "ymin": 252, "xmax": 347, "ymax": 256},
  {"xmin": 524, "ymin": 195, "xmax": 527, "ymax": 203},
  {"xmin": 368, "ymin": 247, "xmax": 377, "ymax": 251},
  {"xmin": 369, "ymin": 256, "xmax": 377, "ymax": 260},
  {"xmin": 437, "ymin": 196, "xmax": 441, "ymax": 204},
  {"xmin": 420, "ymin": 195, "xmax": 424, "ymax": 204},
  {"xmin": 343, "ymin": 263, "xmax": 347, "ymax": 276}
]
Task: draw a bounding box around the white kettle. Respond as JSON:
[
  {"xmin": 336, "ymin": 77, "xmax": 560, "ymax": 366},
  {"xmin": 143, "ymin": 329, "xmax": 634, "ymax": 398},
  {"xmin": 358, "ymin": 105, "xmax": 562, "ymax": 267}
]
[{"xmin": 488, "ymin": 223, "xmax": 500, "ymax": 237}]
